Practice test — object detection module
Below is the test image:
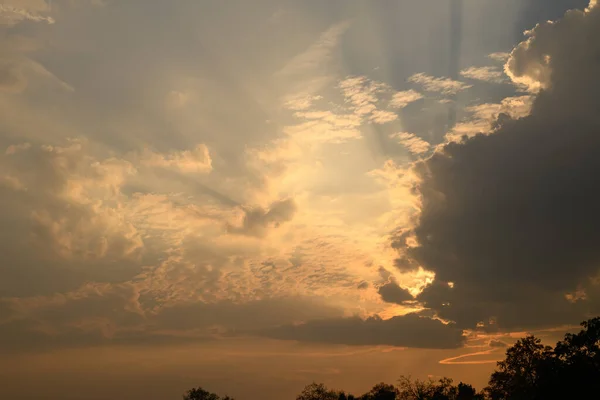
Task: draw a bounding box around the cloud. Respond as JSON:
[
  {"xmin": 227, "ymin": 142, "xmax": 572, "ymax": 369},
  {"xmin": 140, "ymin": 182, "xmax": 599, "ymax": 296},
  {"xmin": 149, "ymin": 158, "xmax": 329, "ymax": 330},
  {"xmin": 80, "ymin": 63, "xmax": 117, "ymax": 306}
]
[
  {"xmin": 277, "ymin": 21, "xmax": 350, "ymax": 98},
  {"xmin": 488, "ymin": 52, "xmax": 510, "ymax": 63},
  {"xmin": 447, "ymin": 95, "xmax": 533, "ymax": 141},
  {"xmin": 164, "ymin": 90, "xmax": 190, "ymax": 110},
  {"xmin": 390, "ymin": 132, "xmax": 431, "ymax": 155},
  {"xmin": 438, "ymin": 349, "xmax": 500, "ymax": 365},
  {"xmin": 389, "ymin": 90, "xmax": 423, "ymax": 109},
  {"xmin": 228, "ymin": 199, "xmax": 297, "ymax": 237},
  {"xmin": 0, "ymin": 287, "xmax": 344, "ymax": 353},
  {"xmin": 0, "ymin": 140, "xmax": 143, "ymax": 261},
  {"xmin": 0, "ymin": 174, "xmax": 26, "ymax": 191},
  {"xmin": 152, "ymin": 297, "xmax": 342, "ymax": 333},
  {"xmin": 408, "ymin": 73, "xmax": 472, "ymax": 95},
  {"xmin": 338, "ymin": 76, "xmax": 397, "ymax": 124},
  {"xmin": 4, "ymin": 0, "xmax": 590, "ymax": 362},
  {"xmin": 369, "ymin": 109, "xmax": 398, "ymax": 124},
  {"xmin": 488, "ymin": 339, "xmax": 508, "ymax": 348},
  {"xmin": 285, "ymin": 110, "xmax": 362, "ymax": 143},
  {"xmin": 393, "ymin": 2, "xmax": 600, "ymax": 331},
  {"xmin": 5, "ymin": 142, "xmax": 31, "ymax": 155},
  {"xmin": 258, "ymin": 313, "xmax": 466, "ymax": 349},
  {"xmin": 140, "ymin": 144, "xmax": 212, "ymax": 173},
  {"xmin": 460, "ymin": 66, "xmax": 505, "ymax": 84},
  {"xmin": 377, "ymin": 281, "xmax": 414, "ymax": 305},
  {"xmin": 284, "ymin": 94, "xmax": 323, "ymax": 111},
  {"xmin": 0, "ymin": 3, "xmax": 54, "ymax": 26},
  {"xmin": 339, "ymin": 76, "xmax": 386, "ymax": 116},
  {"xmin": 0, "ymin": 61, "xmax": 27, "ymax": 93}
]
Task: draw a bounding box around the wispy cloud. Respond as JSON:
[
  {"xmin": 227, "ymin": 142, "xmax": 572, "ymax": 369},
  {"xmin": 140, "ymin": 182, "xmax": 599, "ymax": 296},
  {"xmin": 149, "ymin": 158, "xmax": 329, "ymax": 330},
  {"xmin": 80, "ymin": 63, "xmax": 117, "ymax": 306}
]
[
  {"xmin": 446, "ymin": 95, "xmax": 533, "ymax": 141},
  {"xmin": 389, "ymin": 90, "xmax": 424, "ymax": 109},
  {"xmin": 408, "ymin": 73, "xmax": 472, "ymax": 95},
  {"xmin": 284, "ymin": 94, "xmax": 323, "ymax": 111},
  {"xmin": 0, "ymin": 4, "xmax": 54, "ymax": 26},
  {"xmin": 139, "ymin": 144, "xmax": 212, "ymax": 173},
  {"xmin": 286, "ymin": 110, "xmax": 362, "ymax": 143},
  {"xmin": 460, "ymin": 66, "xmax": 505, "ymax": 84},
  {"xmin": 339, "ymin": 76, "xmax": 398, "ymax": 124},
  {"xmin": 439, "ymin": 349, "xmax": 502, "ymax": 365},
  {"xmin": 278, "ymin": 21, "xmax": 351, "ymax": 99},
  {"xmin": 390, "ymin": 132, "xmax": 431, "ymax": 155},
  {"xmin": 488, "ymin": 52, "xmax": 511, "ymax": 63}
]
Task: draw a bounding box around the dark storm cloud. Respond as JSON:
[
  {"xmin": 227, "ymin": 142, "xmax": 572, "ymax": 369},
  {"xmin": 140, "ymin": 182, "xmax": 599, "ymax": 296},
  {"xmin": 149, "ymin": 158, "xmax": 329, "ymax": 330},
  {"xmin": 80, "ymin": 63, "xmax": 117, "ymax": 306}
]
[
  {"xmin": 516, "ymin": 0, "xmax": 590, "ymax": 36},
  {"xmin": 378, "ymin": 281, "xmax": 414, "ymax": 305},
  {"xmin": 258, "ymin": 313, "xmax": 466, "ymax": 349},
  {"xmin": 395, "ymin": 3, "xmax": 600, "ymax": 331}
]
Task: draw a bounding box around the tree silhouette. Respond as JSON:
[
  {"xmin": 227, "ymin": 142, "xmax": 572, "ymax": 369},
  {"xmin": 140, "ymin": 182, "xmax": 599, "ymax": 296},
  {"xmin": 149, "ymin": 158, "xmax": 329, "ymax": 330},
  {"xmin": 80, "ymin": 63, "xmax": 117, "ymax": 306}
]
[
  {"xmin": 550, "ymin": 316, "xmax": 600, "ymax": 399},
  {"xmin": 456, "ymin": 383, "xmax": 480, "ymax": 400},
  {"xmin": 485, "ymin": 317, "xmax": 600, "ymax": 399},
  {"xmin": 183, "ymin": 387, "xmax": 234, "ymax": 400},
  {"xmin": 337, "ymin": 391, "xmax": 356, "ymax": 400},
  {"xmin": 485, "ymin": 336, "xmax": 552, "ymax": 400},
  {"xmin": 296, "ymin": 383, "xmax": 340, "ymax": 400},
  {"xmin": 396, "ymin": 376, "xmax": 466, "ymax": 400},
  {"xmin": 359, "ymin": 382, "xmax": 399, "ymax": 400}
]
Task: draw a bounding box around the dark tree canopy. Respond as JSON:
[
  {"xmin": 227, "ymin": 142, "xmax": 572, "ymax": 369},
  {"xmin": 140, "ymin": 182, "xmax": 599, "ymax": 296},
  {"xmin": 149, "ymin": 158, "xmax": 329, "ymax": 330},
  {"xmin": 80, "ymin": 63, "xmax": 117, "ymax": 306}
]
[
  {"xmin": 360, "ymin": 382, "xmax": 399, "ymax": 400},
  {"xmin": 183, "ymin": 387, "xmax": 234, "ymax": 400},
  {"xmin": 296, "ymin": 383, "xmax": 340, "ymax": 400},
  {"xmin": 486, "ymin": 336, "xmax": 553, "ymax": 400}
]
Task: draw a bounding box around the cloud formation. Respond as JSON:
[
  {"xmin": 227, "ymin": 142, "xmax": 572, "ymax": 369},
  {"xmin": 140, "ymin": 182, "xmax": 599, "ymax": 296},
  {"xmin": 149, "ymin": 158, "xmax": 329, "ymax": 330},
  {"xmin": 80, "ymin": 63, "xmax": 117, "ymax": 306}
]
[
  {"xmin": 460, "ymin": 66, "xmax": 505, "ymax": 84},
  {"xmin": 339, "ymin": 76, "xmax": 398, "ymax": 124},
  {"xmin": 408, "ymin": 73, "xmax": 472, "ymax": 95},
  {"xmin": 378, "ymin": 281, "xmax": 414, "ymax": 305},
  {"xmin": 0, "ymin": 3, "xmax": 54, "ymax": 26},
  {"xmin": 228, "ymin": 199, "xmax": 297, "ymax": 237},
  {"xmin": 390, "ymin": 132, "xmax": 431, "ymax": 155},
  {"xmin": 0, "ymin": 0, "xmax": 593, "ymax": 369},
  {"xmin": 140, "ymin": 144, "xmax": 212, "ymax": 173},
  {"xmin": 447, "ymin": 95, "xmax": 533, "ymax": 140},
  {"xmin": 394, "ymin": 1, "xmax": 600, "ymax": 331},
  {"xmin": 259, "ymin": 313, "xmax": 466, "ymax": 349},
  {"xmin": 389, "ymin": 90, "xmax": 424, "ymax": 109}
]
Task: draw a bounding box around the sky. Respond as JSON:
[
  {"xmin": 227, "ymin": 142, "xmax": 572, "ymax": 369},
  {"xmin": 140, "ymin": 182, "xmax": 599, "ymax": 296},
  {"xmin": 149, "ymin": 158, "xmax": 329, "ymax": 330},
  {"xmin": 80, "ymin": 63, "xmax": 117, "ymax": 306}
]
[{"xmin": 0, "ymin": 0, "xmax": 599, "ymax": 399}]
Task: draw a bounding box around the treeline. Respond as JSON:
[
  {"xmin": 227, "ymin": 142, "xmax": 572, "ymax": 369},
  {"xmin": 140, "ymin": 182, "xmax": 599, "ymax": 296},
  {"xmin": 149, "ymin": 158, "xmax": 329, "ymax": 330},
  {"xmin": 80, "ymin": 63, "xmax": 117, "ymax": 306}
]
[{"xmin": 183, "ymin": 317, "xmax": 600, "ymax": 400}]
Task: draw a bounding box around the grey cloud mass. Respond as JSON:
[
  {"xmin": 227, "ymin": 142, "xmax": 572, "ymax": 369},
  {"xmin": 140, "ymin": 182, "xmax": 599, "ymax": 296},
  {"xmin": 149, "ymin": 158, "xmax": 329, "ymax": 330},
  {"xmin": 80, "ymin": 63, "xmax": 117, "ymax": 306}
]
[
  {"xmin": 259, "ymin": 313, "xmax": 466, "ymax": 349},
  {"xmin": 378, "ymin": 281, "xmax": 414, "ymax": 305},
  {"xmin": 395, "ymin": 3, "xmax": 600, "ymax": 331},
  {"xmin": 0, "ymin": 292, "xmax": 343, "ymax": 354}
]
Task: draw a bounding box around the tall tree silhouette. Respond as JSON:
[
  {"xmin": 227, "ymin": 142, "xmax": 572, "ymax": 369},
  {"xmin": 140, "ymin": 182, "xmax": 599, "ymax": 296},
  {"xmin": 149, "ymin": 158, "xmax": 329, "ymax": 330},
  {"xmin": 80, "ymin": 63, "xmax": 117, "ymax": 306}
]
[
  {"xmin": 486, "ymin": 336, "xmax": 553, "ymax": 400},
  {"xmin": 551, "ymin": 317, "xmax": 600, "ymax": 399},
  {"xmin": 486, "ymin": 317, "xmax": 600, "ymax": 399}
]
